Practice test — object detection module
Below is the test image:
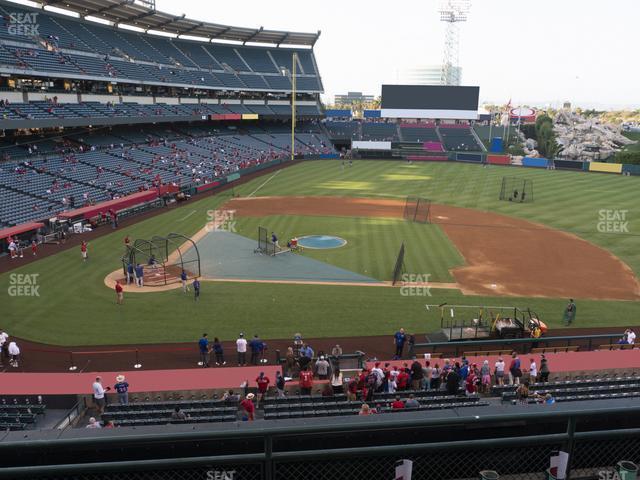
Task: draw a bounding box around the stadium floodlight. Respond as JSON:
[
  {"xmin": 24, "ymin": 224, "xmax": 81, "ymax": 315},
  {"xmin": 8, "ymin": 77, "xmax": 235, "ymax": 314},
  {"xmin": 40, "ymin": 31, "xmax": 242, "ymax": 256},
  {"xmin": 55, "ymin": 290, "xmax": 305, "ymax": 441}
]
[{"xmin": 439, "ymin": 0, "xmax": 471, "ymax": 86}]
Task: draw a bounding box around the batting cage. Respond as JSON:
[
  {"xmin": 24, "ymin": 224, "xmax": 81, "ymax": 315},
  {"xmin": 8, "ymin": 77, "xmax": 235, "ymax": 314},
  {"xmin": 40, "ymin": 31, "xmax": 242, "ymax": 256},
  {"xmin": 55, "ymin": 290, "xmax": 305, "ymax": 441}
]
[
  {"xmin": 123, "ymin": 233, "xmax": 200, "ymax": 286},
  {"xmin": 391, "ymin": 242, "xmax": 406, "ymax": 286},
  {"xmin": 403, "ymin": 196, "xmax": 431, "ymax": 223},
  {"xmin": 255, "ymin": 226, "xmax": 277, "ymax": 256},
  {"xmin": 499, "ymin": 177, "xmax": 534, "ymax": 203}
]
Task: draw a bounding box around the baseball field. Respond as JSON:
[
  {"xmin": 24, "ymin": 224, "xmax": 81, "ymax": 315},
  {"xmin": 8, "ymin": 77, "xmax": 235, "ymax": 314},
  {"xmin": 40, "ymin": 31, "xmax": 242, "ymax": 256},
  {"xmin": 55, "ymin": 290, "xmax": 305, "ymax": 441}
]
[{"xmin": 3, "ymin": 160, "xmax": 640, "ymax": 347}]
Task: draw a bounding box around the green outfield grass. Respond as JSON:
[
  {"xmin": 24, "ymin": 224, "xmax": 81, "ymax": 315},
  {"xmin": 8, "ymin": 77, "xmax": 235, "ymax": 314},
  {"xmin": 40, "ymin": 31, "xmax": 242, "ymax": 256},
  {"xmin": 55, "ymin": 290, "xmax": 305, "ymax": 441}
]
[
  {"xmin": 2, "ymin": 160, "xmax": 639, "ymax": 346},
  {"xmin": 234, "ymin": 215, "xmax": 463, "ymax": 282}
]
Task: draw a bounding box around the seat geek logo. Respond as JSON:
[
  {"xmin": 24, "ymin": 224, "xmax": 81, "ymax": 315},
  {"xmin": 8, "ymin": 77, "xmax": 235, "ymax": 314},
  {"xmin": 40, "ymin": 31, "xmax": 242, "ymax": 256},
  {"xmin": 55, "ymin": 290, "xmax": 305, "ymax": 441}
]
[
  {"xmin": 8, "ymin": 273, "xmax": 40, "ymax": 297},
  {"xmin": 205, "ymin": 471, "xmax": 236, "ymax": 480},
  {"xmin": 597, "ymin": 209, "xmax": 629, "ymax": 233},
  {"xmin": 7, "ymin": 12, "xmax": 39, "ymax": 36},
  {"xmin": 400, "ymin": 273, "xmax": 431, "ymax": 297},
  {"xmin": 205, "ymin": 209, "xmax": 237, "ymax": 233}
]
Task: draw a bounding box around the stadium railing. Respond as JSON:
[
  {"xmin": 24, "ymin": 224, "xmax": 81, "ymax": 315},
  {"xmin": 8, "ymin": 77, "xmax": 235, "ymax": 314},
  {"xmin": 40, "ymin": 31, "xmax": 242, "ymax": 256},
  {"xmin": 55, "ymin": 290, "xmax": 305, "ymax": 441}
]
[
  {"xmin": 0, "ymin": 405, "xmax": 639, "ymax": 479},
  {"xmin": 414, "ymin": 333, "xmax": 628, "ymax": 357}
]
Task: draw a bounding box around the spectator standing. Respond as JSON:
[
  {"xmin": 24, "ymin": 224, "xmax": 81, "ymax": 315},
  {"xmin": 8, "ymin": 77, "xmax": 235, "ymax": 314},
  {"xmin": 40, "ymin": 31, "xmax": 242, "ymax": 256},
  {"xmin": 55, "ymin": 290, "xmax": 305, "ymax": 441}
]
[
  {"xmin": 539, "ymin": 355, "xmax": 550, "ymax": 383},
  {"xmin": 331, "ymin": 367, "xmax": 344, "ymax": 394},
  {"xmin": 275, "ymin": 371, "xmax": 286, "ymax": 398},
  {"xmin": 213, "ymin": 337, "xmax": 225, "ymax": 365},
  {"xmin": 240, "ymin": 394, "xmax": 255, "ymax": 421},
  {"xmin": 299, "ymin": 367, "xmax": 314, "ymax": 395},
  {"xmin": 192, "ymin": 278, "xmax": 200, "ymax": 301},
  {"xmin": 331, "ymin": 344, "xmax": 342, "ymax": 367},
  {"xmin": 315, "ymin": 355, "xmax": 330, "ymax": 380},
  {"xmin": 509, "ymin": 352, "xmax": 522, "ymax": 385},
  {"xmin": 494, "ymin": 357, "xmax": 506, "ymax": 385},
  {"xmin": 92, "ymin": 376, "xmax": 109, "ymax": 415},
  {"xmin": 529, "ymin": 358, "xmax": 538, "ymax": 383},
  {"xmin": 445, "ymin": 369, "xmax": 460, "ymax": 395},
  {"xmin": 255, "ymin": 372, "xmax": 270, "ymax": 407},
  {"xmin": 393, "ymin": 328, "xmax": 406, "ymax": 359},
  {"xmin": 396, "ymin": 366, "xmax": 409, "ymax": 391},
  {"xmin": 198, "ymin": 333, "xmax": 210, "ymax": 368},
  {"xmin": 465, "ymin": 369, "xmax": 479, "ymax": 396},
  {"xmin": 249, "ymin": 334, "xmax": 263, "ymax": 365},
  {"xmin": 285, "ymin": 347, "xmax": 296, "ymax": 377},
  {"xmin": 114, "ymin": 280, "xmax": 123, "ymax": 305},
  {"xmin": 114, "ymin": 374, "xmax": 129, "ymax": 405},
  {"xmin": 410, "ymin": 360, "xmax": 423, "ymax": 390},
  {"xmin": 236, "ymin": 333, "xmax": 247, "ymax": 366},
  {"xmin": 430, "ymin": 363, "xmax": 441, "ymax": 390},
  {"xmin": 422, "ymin": 361, "xmax": 432, "ymax": 390},
  {"xmin": 480, "ymin": 360, "xmax": 491, "ymax": 393}
]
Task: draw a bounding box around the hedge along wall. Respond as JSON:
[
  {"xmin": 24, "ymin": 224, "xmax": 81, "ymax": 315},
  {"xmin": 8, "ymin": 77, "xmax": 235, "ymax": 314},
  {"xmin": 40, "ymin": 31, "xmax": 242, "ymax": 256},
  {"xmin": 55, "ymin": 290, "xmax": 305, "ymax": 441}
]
[
  {"xmin": 455, "ymin": 152, "xmax": 484, "ymax": 163},
  {"xmin": 486, "ymin": 154, "xmax": 511, "ymax": 165},
  {"xmin": 589, "ymin": 162, "xmax": 623, "ymax": 174},
  {"xmin": 522, "ymin": 157, "xmax": 549, "ymax": 168},
  {"xmin": 553, "ymin": 159, "xmax": 585, "ymax": 171}
]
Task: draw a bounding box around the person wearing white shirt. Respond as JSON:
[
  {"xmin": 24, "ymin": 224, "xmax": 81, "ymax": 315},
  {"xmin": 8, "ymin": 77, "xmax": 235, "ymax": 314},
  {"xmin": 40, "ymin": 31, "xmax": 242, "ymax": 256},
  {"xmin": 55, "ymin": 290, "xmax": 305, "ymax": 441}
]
[
  {"xmin": 92, "ymin": 376, "xmax": 109, "ymax": 414},
  {"xmin": 628, "ymin": 329, "xmax": 636, "ymax": 345},
  {"xmin": 86, "ymin": 417, "xmax": 102, "ymax": 429},
  {"xmin": 494, "ymin": 358, "xmax": 506, "ymax": 386},
  {"xmin": 529, "ymin": 359, "xmax": 538, "ymax": 383},
  {"xmin": 236, "ymin": 333, "xmax": 248, "ymax": 366},
  {"xmin": 7, "ymin": 341, "xmax": 19, "ymax": 367},
  {"xmin": 0, "ymin": 330, "xmax": 8, "ymax": 364}
]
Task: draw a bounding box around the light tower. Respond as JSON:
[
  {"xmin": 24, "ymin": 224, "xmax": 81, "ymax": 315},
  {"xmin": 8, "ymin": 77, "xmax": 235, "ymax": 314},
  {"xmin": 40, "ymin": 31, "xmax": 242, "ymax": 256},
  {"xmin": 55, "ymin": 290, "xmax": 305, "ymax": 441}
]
[{"xmin": 439, "ymin": 0, "xmax": 471, "ymax": 86}]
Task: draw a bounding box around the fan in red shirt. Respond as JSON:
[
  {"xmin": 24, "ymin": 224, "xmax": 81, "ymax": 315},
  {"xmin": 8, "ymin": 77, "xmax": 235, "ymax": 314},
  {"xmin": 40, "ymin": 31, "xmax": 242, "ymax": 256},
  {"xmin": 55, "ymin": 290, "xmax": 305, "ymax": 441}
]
[
  {"xmin": 240, "ymin": 393, "xmax": 255, "ymax": 421},
  {"xmin": 80, "ymin": 241, "xmax": 88, "ymax": 261},
  {"xmin": 31, "ymin": 241, "xmax": 37, "ymax": 256},
  {"xmin": 255, "ymin": 372, "xmax": 270, "ymax": 407},
  {"xmin": 396, "ymin": 369, "xmax": 409, "ymax": 391},
  {"xmin": 299, "ymin": 368, "xmax": 314, "ymax": 395},
  {"xmin": 391, "ymin": 396, "xmax": 405, "ymax": 410},
  {"xmin": 466, "ymin": 370, "xmax": 478, "ymax": 395}
]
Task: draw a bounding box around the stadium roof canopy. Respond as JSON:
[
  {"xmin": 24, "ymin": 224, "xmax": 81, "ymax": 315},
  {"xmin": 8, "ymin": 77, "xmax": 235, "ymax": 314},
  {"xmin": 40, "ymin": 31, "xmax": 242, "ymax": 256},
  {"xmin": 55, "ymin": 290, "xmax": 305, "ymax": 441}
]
[{"xmin": 38, "ymin": 0, "xmax": 321, "ymax": 46}]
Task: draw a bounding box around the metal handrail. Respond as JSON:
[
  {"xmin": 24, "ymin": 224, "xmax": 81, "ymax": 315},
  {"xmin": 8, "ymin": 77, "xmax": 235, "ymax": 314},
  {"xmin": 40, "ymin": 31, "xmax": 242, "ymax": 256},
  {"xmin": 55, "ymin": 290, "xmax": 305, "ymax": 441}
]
[{"xmin": 414, "ymin": 333, "xmax": 625, "ymax": 356}]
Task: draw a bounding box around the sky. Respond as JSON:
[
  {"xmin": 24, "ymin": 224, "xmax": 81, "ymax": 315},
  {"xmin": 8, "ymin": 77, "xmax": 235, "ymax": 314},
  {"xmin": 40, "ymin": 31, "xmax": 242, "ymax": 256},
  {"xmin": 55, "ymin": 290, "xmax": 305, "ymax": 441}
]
[{"xmin": 152, "ymin": 0, "xmax": 640, "ymax": 109}]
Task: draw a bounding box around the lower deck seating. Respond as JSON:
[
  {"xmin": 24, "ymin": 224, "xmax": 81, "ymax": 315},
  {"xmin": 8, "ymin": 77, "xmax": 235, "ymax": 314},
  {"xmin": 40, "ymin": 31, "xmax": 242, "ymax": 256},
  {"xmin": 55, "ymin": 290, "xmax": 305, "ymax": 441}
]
[
  {"xmin": 102, "ymin": 399, "xmax": 238, "ymax": 426},
  {"xmin": 0, "ymin": 400, "xmax": 47, "ymax": 430}
]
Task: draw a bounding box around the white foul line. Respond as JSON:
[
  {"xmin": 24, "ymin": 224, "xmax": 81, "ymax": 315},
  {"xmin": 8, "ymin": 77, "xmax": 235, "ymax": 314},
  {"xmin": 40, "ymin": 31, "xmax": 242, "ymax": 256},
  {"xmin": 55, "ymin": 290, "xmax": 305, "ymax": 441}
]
[
  {"xmin": 177, "ymin": 210, "xmax": 196, "ymax": 222},
  {"xmin": 247, "ymin": 170, "xmax": 281, "ymax": 198}
]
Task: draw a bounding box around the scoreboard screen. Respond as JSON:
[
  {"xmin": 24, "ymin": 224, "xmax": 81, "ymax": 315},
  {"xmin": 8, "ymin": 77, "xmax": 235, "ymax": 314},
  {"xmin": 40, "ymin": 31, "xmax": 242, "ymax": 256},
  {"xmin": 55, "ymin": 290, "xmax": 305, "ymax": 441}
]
[{"xmin": 381, "ymin": 85, "xmax": 480, "ymax": 119}]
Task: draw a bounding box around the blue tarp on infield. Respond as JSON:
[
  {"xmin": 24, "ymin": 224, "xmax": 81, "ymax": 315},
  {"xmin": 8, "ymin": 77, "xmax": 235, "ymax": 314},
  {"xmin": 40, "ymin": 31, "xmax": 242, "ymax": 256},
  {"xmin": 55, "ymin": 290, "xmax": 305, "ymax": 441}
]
[{"xmin": 196, "ymin": 230, "xmax": 382, "ymax": 284}]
